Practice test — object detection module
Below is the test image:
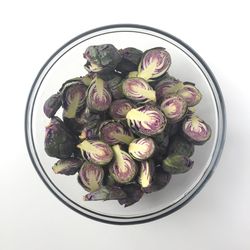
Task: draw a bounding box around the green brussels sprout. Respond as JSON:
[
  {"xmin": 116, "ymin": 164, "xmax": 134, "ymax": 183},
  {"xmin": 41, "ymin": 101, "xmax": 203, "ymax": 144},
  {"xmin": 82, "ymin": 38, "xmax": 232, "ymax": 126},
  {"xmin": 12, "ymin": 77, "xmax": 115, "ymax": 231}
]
[
  {"xmin": 52, "ymin": 158, "xmax": 83, "ymax": 175},
  {"xmin": 109, "ymin": 145, "xmax": 137, "ymax": 184},
  {"xmin": 162, "ymin": 154, "xmax": 194, "ymax": 174},
  {"xmin": 160, "ymin": 94, "xmax": 187, "ymax": 123},
  {"xmin": 99, "ymin": 120, "xmax": 134, "ymax": 145},
  {"xmin": 84, "ymin": 44, "xmax": 121, "ymax": 73},
  {"xmin": 43, "ymin": 93, "xmax": 62, "ymax": 118},
  {"xmin": 122, "ymin": 77, "xmax": 156, "ymax": 103},
  {"xmin": 126, "ymin": 105, "xmax": 167, "ymax": 136},
  {"xmin": 129, "ymin": 137, "xmax": 155, "ymax": 161},
  {"xmin": 109, "ymin": 99, "xmax": 135, "ymax": 120},
  {"xmin": 177, "ymin": 82, "xmax": 202, "ymax": 107},
  {"xmin": 78, "ymin": 162, "xmax": 104, "ymax": 192},
  {"xmin": 182, "ymin": 115, "xmax": 212, "ymax": 145},
  {"xmin": 116, "ymin": 47, "xmax": 143, "ymax": 74},
  {"xmin": 84, "ymin": 186, "xmax": 126, "ymax": 201},
  {"xmin": 77, "ymin": 140, "xmax": 113, "ymax": 165},
  {"xmin": 138, "ymin": 47, "xmax": 171, "ymax": 81},
  {"xmin": 44, "ymin": 117, "xmax": 76, "ymax": 159},
  {"xmin": 168, "ymin": 135, "xmax": 194, "ymax": 157},
  {"xmin": 86, "ymin": 77, "xmax": 112, "ymax": 112},
  {"xmin": 138, "ymin": 160, "xmax": 155, "ymax": 189},
  {"xmin": 118, "ymin": 184, "xmax": 144, "ymax": 207}
]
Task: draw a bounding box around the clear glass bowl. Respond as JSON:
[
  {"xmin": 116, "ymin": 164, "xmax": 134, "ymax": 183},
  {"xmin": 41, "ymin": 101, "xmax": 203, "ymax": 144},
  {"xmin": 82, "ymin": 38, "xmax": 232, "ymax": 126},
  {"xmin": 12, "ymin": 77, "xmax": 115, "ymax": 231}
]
[{"xmin": 25, "ymin": 24, "xmax": 226, "ymax": 225}]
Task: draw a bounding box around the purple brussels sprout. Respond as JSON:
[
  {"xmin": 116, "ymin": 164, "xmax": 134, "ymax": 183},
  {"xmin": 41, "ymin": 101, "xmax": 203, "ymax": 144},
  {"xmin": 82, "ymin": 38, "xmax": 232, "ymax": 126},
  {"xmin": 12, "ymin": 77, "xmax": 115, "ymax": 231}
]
[
  {"xmin": 109, "ymin": 145, "xmax": 137, "ymax": 184},
  {"xmin": 160, "ymin": 95, "xmax": 187, "ymax": 123},
  {"xmin": 138, "ymin": 47, "xmax": 171, "ymax": 81},
  {"xmin": 162, "ymin": 154, "xmax": 194, "ymax": 174},
  {"xmin": 78, "ymin": 162, "xmax": 104, "ymax": 192},
  {"xmin": 168, "ymin": 135, "xmax": 194, "ymax": 157},
  {"xmin": 109, "ymin": 99, "xmax": 135, "ymax": 120},
  {"xmin": 84, "ymin": 44, "xmax": 121, "ymax": 73},
  {"xmin": 99, "ymin": 120, "xmax": 134, "ymax": 145},
  {"xmin": 126, "ymin": 105, "xmax": 167, "ymax": 136},
  {"xmin": 43, "ymin": 92, "xmax": 62, "ymax": 118},
  {"xmin": 138, "ymin": 160, "xmax": 155, "ymax": 189},
  {"xmin": 128, "ymin": 137, "xmax": 155, "ymax": 161},
  {"xmin": 177, "ymin": 82, "xmax": 202, "ymax": 107},
  {"xmin": 122, "ymin": 77, "xmax": 156, "ymax": 103},
  {"xmin": 86, "ymin": 77, "xmax": 112, "ymax": 112},
  {"xmin": 182, "ymin": 115, "xmax": 212, "ymax": 145},
  {"xmin": 77, "ymin": 140, "xmax": 113, "ymax": 165},
  {"xmin": 52, "ymin": 158, "xmax": 83, "ymax": 175},
  {"xmin": 44, "ymin": 117, "xmax": 76, "ymax": 159}
]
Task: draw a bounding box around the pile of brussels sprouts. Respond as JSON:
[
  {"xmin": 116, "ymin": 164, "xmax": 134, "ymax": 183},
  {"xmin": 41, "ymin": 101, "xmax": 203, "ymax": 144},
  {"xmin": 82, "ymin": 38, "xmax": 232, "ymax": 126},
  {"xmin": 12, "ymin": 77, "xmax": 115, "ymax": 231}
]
[{"xmin": 44, "ymin": 44, "xmax": 211, "ymax": 207}]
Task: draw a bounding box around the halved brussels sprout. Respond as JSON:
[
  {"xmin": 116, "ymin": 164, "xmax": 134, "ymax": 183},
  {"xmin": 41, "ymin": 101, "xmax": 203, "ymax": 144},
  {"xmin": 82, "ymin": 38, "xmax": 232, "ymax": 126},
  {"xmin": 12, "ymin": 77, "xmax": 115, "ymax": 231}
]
[
  {"xmin": 43, "ymin": 93, "xmax": 62, "ymax": 118},
  {"xmin": 138, "ymin": 47, "xmax": 171, "ymax": 81},
  {"xmin": 84, "ymin": 186, "xmax": 127, "ymax": 201},
  {"xmin": 109, "ymin": 99, "xmax": 135, "ymax": 120},
  {"xmin": 155, "ymin": 77, "xmax": 183, "ymax": 102},
  {"xmin": 109, "ymin": 145, "xmax": 137, "ymax": 184},
  {"xmin": 99, "ymin": 120, "xmax": 134, "ymax": 145},
  {"xmin": 77, "ymin": 140, "xmax": 113, "ymax": 165},
  {"xmin": 162, "ymin": 154, "xmax": 194, "ymax": 174},
  {"xmin": 78, "ymin": 162, "xmax": 104, "ymax": 192},
  {"xmin": 182, "ymin": 115, "xmax": 211, "ymax": 145},
  {"xmin": 122, "ymin": 77, "xmax": 156, "ymax": 103},
  {"xmin": 168, "ymin": 135, "xmax": 194, "ymax": 157},
  {"xmin": 138, "ymin": 160, "xmax": 155, "ymax": 189},
  {"xmin": 86, "ymin": 77, "xmax": 112, "ymax": 112},
  {"xmin": 129, "ymin": 137, "xmax": 155, "ymax": 161},
  {"xmin": 81, "ymin": 73, "xmax": 96, "ymax": 86},
  {"xmin": 177, "ymin": 82, "xmax": 202, "ymax": 107},
  {"xmin": 52, "ymin": 158, "xmax": 83, "ymax": 175},
  {"xmin": 118, "ymin": 184, "xmax": 144, "ymax": 207},
  {"xmin": 62, "ymin": 81, "xmax": 87, "ymax": 119},
  {"xmin": 160, "ymin": 95, "xmax": 187, "ymax": 123},
  {"xmin": 144, "ymin": 167, "xmax": 171, "ymax": 193},
  {"xmin": 45, "ymin": 117, "xmax": 76, "ymax": 159},
  {"xmin": 84, "ymin": 44, "xmax": 121, "ymax": 73},
  {"xmin": 126, "ymin": 105, "xmax": 167, "ymax": 136},
  {"xmin": 116, "ymin": 47, "xmax": 143, "ymax": 74},
  {"xmin": 128, "ymin": 71, "xmax": 138, "ymax": 78}
]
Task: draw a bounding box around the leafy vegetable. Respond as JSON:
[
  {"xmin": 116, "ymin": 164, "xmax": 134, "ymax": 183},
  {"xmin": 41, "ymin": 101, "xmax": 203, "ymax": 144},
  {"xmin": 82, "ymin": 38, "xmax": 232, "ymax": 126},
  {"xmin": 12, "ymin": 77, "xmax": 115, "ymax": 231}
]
[
  {"xmin": 168, "ymin": 135, "xmax": 194, "ymax": 157},
  {"xmin": 52, "ymin": 158, "xmax": 83, "ymax": 175},
  {"xmin": 43, "ymin": 93, "xmax": 62, "ymax": 118}
]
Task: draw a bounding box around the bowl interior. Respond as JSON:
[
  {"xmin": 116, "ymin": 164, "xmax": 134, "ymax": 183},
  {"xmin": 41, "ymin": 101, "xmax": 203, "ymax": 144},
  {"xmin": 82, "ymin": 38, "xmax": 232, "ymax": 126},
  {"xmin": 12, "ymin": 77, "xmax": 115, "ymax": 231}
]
[{"xmin": 26, "ymin": 26, "xmax": 223, "ymax": 224}]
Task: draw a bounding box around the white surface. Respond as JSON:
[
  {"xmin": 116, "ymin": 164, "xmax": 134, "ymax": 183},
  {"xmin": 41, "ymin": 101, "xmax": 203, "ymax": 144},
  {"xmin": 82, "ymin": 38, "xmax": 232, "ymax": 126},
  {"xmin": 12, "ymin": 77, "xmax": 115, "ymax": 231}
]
[{"xmin": 0, "ymin": 1, "xmax": 249, "ymax": 249}]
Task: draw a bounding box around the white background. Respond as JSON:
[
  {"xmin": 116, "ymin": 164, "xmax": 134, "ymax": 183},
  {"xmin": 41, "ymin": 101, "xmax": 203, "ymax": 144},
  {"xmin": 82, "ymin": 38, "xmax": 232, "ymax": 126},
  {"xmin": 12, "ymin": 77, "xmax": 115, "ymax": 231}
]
[{"xmin": 0, "ymin": 1, "xmax": 249, "ymax": 249}]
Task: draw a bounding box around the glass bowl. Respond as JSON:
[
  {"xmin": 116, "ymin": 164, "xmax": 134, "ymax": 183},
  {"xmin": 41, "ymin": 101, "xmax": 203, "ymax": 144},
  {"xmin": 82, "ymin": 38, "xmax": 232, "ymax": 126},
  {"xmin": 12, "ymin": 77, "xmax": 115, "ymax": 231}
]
[{"xmin": 25, "ymin": 24, "xmax": 226, "ymax": 225}]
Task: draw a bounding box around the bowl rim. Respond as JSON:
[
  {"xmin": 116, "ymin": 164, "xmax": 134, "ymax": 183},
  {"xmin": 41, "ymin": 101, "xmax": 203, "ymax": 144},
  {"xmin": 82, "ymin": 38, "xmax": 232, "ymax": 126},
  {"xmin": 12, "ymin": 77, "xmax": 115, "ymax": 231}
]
[{"xmin": 25, "ymin": 24, "xmax": 226, "ymax": 225}]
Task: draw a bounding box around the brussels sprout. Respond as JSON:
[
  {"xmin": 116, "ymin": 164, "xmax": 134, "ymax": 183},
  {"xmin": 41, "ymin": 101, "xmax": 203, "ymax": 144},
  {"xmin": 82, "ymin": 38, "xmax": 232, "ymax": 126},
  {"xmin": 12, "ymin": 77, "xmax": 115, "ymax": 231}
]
[
  {"xmin": 83, "ymin": 44, "xmax": 121, "ymax": 73},
  {"xmin": 177, "ymin": 82, "xmax": 202, "ymax": 107},
  {"xmin": 126, "ymin": 105, "xmax": 167, "ymax": 136},
  {"xmin": 138, "ymin": 160, "xmax": 155, "ymax": 189},
  {"xmin": 162, "ymin": 154, "xmax": 194, "ymax": 174},
  {"xmin": 155, "ymin": 77, "xmax": 183, "ymax": 102},
  {"xmin": 168, "ymin": 135, "xmax": 194, "ymax": 157},
  {"xmin": 109, "ymin": 145, "xmax": 137, "ymax": 184},
  {"xmin": 129, "ymin": 137, "xmax": 155, "ymax": 161},
  {"xmin": 44, "ymin": 117, "xmax": 76, "ymax": 159},
  {"xmin": 122, "ymin": 77, "xmax": 156, "ymax": 103},
  {"xmin": 43, "ymin": 93, "xmax": 62, "ymax": 118},
  {"xmin": 182, "ymin": 115, "xmax": 212, "ymax": 145},
  {"xmin": 160, "ymin": 95, "xmax": 187, "ymax": 123},
  {"xmin": 167, "ymin": 122, "xmax": 182, "ymax": 137},
  {"xmin": 103, "ymin": 174, "xmax": 116, "ymax": 187},
  {"xmin": 153, "ymin": 133, "xmax": 170, "ymax": 164},
  {"xmin": 78, "ymin": 162, "xmax": 104, "ymax": 192},
  {"xmin": 86, "ymin": 77, "xmax": 112, "ymax": 112},
  {"xmin": 118, "ymin": 184, "xmax": 144, "ymax": 207},
  {"xmin": 52, "ymin": 158, "xmax": 83, "ymax": 175},
  {"xmin": 61, "ymin": 81, "xmax": 87, "ymax": 119},
  {"xmin": 138, "ymin": 47, "xmax": 171, "ymax": 81},
  {"xmin": 81, "ymin": 73, "xmax": 96, "ymax": 86},
  {"xmin": 116, "ymin": 47, "xmax": 143, "ymax": 73},
  {"xmin": 109, "ymin": 99, "xmax": 135, "ymax": 120},
  {"xmin": 104, "ymin": 73, "xmax": 124, "ymax": 100},
  {"xmin": 77, "ymin": 140, "xmax": 113, "ymax": 165},
  {"xmin": 99, "ymin": 120, "xmax": 134, "ymax": 145},
  {"xmin": 84, "ymin": 186, "xmax": 127, "ymax": 201},
  {"xmin": 144, "ymin": 167, "xmax": 171, "ymax": 193},
  {"xmin": 128, "ymin": 71, "xmax": 138, "ymax": 78}
]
